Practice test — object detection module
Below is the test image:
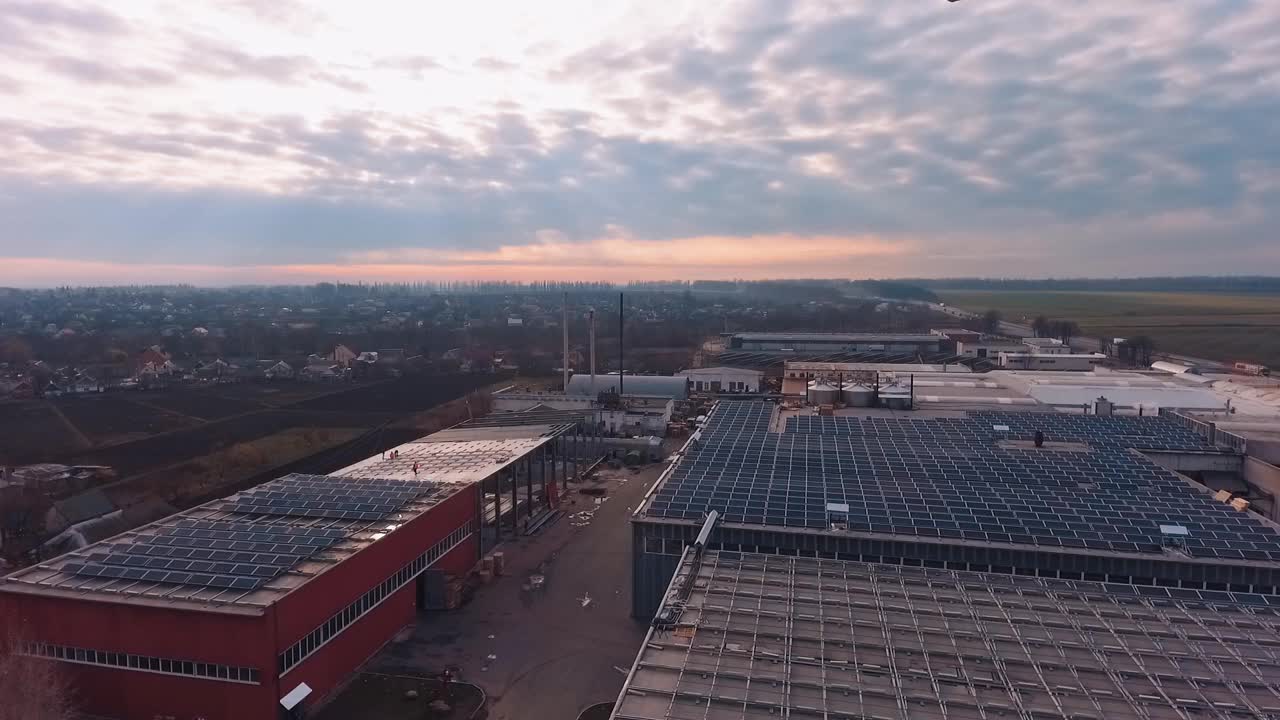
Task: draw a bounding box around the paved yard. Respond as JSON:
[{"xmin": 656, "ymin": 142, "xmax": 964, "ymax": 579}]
[
  {"xmin": 373, "ymin": 462, "xmax": 664, "ymax": 720},
  {"xmin": 312, "ymin": 672, "xmax": 483, "ymax": 720}
]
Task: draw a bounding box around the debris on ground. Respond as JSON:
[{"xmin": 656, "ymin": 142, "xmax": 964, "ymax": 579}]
[
  {"xmin": 405, "ymin": 690, "xmax": 419, "ymax": 700},
  {"xmin": 580, "ymin": 592, "xmax": 592, "ymax": 608}
]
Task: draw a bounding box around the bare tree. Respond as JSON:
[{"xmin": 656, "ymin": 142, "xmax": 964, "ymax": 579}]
[
  {"xmin": 0, "ymin": 629, "xmax": 76, "ymax": 720},
  {"xmin": 1054, "ymin": 320, "xmax": 1081, "ymax": 344},
  {"xmin": 982, "ymin": 309, "xmax": 1003, "ymax": 334},
  {"xmin": 1130, "ymin": 335, "xmax": 1157, "ymax": 366},
  {"xmin": 1031, "ymin": 315, "xmax": 1052, "ymax": 338}
]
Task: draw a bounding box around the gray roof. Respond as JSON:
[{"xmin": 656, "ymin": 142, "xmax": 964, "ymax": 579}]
[
  {"xmin": 566, "ymin": 374, "xmax": 688, "ymax": 399},
  {"xmin": 734, "ymin": 332, "xmax": 941, "ymax": 343},
  {"xmin": 616, "ymin": 548, "xmax": 1280, "ymax": 720}
]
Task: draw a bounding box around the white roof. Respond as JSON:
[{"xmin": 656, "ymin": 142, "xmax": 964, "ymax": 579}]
[{"xmin": 677, "ymin": 366, "xmax": 763, "ymax": 377}]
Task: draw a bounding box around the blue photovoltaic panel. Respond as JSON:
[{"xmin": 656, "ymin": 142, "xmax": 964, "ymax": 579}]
[
  {"xmin": 223, "ymin": 474, "xmax": 439, "ymax": 522},
  {"xmin": 65, "ymin": 515, "xmax": 350, "ymax": 592},
  {"xmin": 647, "ymin": 401, "xmax": 1280, "ymax": 560}
]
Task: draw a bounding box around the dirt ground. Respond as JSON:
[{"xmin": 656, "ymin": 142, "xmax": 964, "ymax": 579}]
[
  {"xmin": 312, "ymin": 672, "xmax": 483, "ymax": 720},
  {"xmin": 373, "ymin": 461, "xmax": 666, "ymax": 720}
]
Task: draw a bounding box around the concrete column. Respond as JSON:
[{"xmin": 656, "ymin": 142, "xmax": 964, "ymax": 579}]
[
  {"xmin": 509, "ymin": 468, "xmax": 519, "ymax": 533},
  {"xmin": 525, "ymin": 454, "xmax": 534, "ymax": 525},
  {"xmin": 535, "ymin": 445, "xmax": 544, "ymax": 509},
  {"xmin": 491, "ymin": 473, "xmax": 502, "ymax": 541}
]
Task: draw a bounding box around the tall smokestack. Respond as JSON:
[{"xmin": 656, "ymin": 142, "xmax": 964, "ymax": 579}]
[
  {"xmin": 618, "ymin": 292, "xmax": 624, "ymax": 396},
  {"xmin": 562, "ymin": 292, "xmax": 570, "ymax": 391},
  {"xmin": 588, "ymin": 307, "xmax": 596, "ymax": 396}
]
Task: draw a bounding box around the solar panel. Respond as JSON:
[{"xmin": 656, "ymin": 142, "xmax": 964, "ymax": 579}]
[
  {"xmin": 646, "ymin": 401, "xmax": 1280, "ymax": 558},
  {"xmin": 222, "ymin": 474, "xmax": 439, "ymax": 521}
]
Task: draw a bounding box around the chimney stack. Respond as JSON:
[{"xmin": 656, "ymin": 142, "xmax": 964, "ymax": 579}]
[
  {"xmin": 588, "ymin": 307, "xmax": 596, "ymax": 396},
  {"xmin": 618, "ymin": 292, "xmax": 625, "ymax": 396},
  {"xmin": 562, "ymin": 292, "xmax": 570, "ymax": 391}
]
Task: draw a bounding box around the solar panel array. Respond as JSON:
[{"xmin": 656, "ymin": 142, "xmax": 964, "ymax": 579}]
[
  {"xmin": 224, "ymin": 473, "xmax": 440, "ymax": 521},
  {"xmin": 787, "ymin": 411, "xmax": 1219, "ymax": 452},
  {"xmin": 648, "ymin": 402, "xmax": 1280, "ymax": 560},
  {"xmin": 62, "ymin": 518, "xmax": 348, "ymax": 592}
]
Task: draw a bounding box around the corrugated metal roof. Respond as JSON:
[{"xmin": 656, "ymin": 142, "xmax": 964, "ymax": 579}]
[
  {"xmin": 734, "ymin": 332, "xmax": 940, "ymax": 343},
  {"xmin": 566, "ymin": 374, "xmax": 688, "ymax": 399}
]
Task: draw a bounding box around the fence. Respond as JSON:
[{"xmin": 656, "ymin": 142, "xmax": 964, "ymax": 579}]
[{"xmin": 1159, "ymin": 408, "xmax": 1248, "ymax": 454}]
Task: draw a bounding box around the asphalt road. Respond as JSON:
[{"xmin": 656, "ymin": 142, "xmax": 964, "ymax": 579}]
[{"xmin": 373, "ymin": 462, "xmax": 663, "ymax": 720}]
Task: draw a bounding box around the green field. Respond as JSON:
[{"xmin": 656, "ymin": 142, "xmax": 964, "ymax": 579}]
[{"xmin": 938, "ymin": 290, "xmax": 1280, "ymax": 367}]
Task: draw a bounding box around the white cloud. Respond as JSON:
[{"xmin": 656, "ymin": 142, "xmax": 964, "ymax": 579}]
[{"xmin": 1, "ymin": 0, "xmax": 1279, "ymax": 279}]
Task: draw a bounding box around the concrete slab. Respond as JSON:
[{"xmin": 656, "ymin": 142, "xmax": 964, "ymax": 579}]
[{"xmin": 371, "ymin": 462, "xmax": 664, "ymax": 720}]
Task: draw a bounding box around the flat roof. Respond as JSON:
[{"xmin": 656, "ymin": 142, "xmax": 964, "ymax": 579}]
[
  {"xmin": 2, "ymin": 419, "xmax": 583, "ymax": 613},
  {"xmin": 567, "ymin": 374, "xmax": 688, "ymax": 399},
  {"xmin": 637, "ymin": 401, "xmax": 1279, "ymax": 568},
  {"xmin": 333, "ymin": 422, "xmax": 575, "ymax": 484},
  {"xmin": 614, "ymin": 549, "xmax": 1280, "ymax": 720},
  {"xmin": 734, "ymin": 332, "xmax": 940, "ymax": 343},
  {"xmin": 786, "ymin": 361, "xmax": 973, "ymax": 373},
  {"xmin": 1, "ymin": 474, "xmax": 468, "ymax": 614}
]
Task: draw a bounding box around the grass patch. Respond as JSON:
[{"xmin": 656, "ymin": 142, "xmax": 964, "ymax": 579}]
[{"xmin": 938, "ymin": 290, "xmax": 1280, "ymax": 367}]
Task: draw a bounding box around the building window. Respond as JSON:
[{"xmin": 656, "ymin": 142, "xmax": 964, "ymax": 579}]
[
  {"xmin": 278, "ymin": 518, "xmax": 475, "ymax": 676},
  {"xmin": 22, "ymin": 643, "xmax": 259, "ymax": 685}
]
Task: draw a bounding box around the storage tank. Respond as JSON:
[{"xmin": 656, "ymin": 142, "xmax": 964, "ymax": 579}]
[
  {"xmin": 807, "ymin": 381, "xmax": 840, "ymax": 406},
  {"xmin": 880, "ymin": 383, "xmax": 912, "ymax": 410},
  {"xmin": 841, "ymin": 383, "xmax": 874, "ymax": 407}
]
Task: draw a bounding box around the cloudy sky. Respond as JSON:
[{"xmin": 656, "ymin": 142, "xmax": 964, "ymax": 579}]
[{"xmin": 3, "ymin": 0, "xmax": 1279, "ymax": 286}]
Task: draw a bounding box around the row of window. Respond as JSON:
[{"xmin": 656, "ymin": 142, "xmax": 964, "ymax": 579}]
[
  {"xmin": 279, "ymin": 519, "xmax": 474, "ymax": 675},
  {"xmin": 23, "ymin": 642, "xmax": 260, "ymax": 684}
]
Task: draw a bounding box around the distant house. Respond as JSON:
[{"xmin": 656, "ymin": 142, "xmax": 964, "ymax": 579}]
[
  {"xmin": 69, "ymin": 370, "xmax": 102, "ymax": 394},
  {"xmin": 0, "ymin": 377, "xmax": 35, "ymax": 400},
  {"xmin": 196, "ymin": 358, "xmax": 232, "ymax": 379},
  {"xmin": 300, "ymin": 362, "xmax": 341, "ymax": 382},
  {"xmin": 265, "ymin": 361, "xmax": 295, "ymax": 380},
  {"xmin": 329, "ymin": 344, "xmax": 358, "ymax": 366},
  {"xmin": 135, "ymin": 345, "xmax": 170, "ymax": 371}
]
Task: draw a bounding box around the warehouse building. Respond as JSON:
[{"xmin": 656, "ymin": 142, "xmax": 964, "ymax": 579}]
[
  {"xmin": 1, "ymin": 414, "xmax": 598, "ymax": 720},
  {"xmin": 566, "ymin": 373, "xmax": 689, "ymax": 400},
  {"xmin": 614, "ymin": 548, "xmax": 1280, "ymax": 720},
  {"xmin": 677, "ymin": 366, "xmax": 764, "ymax": 393},
  {"xmin": 631, "ymin": 400, "xmax": 1280, "ymax": 619},
  {"xmin": 998, "ymin": 351, "xmax": 1106, "ymax": 371},
  {"xmin": 729, "ymin": 332, "xmax": 942, "ymax": 353}
]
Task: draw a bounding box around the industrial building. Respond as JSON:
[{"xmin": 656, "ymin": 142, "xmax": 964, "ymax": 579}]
[
  {"xmin": 1, "ymin": 412, "xmax": 600, "ymax": 720},
  {"xmin": 566, "ymin": 373, "xmax": 689, "ymax": 400},
  {"xmin": 677, "ymin": 366, "xmax": 764, "ymax": 393},
  {"xmin": 728, "ymin": 332, "xmax": 942, "ymax": 354},
  {"xmin": 614, "ymin": 548, "xmax": 1280, "ymax": 720},
  {"xmin": 998, "ymin": 351, "xmax": 1107, "ymax": 371},
  {"xmin": 631, "ymin": 400, "xmax": 1280, "ymax": 620}
]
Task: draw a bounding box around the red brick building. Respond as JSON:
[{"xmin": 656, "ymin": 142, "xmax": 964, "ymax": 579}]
[
  {"xmin": 1, "ymin": 412, "xmax": 597, "ymax": 720},
  {"xmin": 1, "ymin": 475, "xmax": 478, "ymax": 720}
]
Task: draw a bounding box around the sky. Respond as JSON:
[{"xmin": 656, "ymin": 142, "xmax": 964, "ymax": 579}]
[{"xmin": 2, "ymin": 0, "xmax": 1279, "ymax": 286}]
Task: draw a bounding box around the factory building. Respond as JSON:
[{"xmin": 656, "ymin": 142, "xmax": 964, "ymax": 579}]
[
  {"xmin": 728, "ymin": 332, "xmax": 943, "ymax": 353},
  {"xmin": 565, "ymin": 373, "xmax": 688, "ymax": 400},
  {"xmin": 615, "ymin": 548, "xmax": 1280, "ymax": 720},
  {"xmin": 1, "ymin": 413, "xmax": 598, "ymax": 720},
  {"xmin": 1021, "ymin": 336, "xmax": 1070, "ymax": 354},
  {"xmin": 998, "ymin": 351, "xmax": 1106, "ymax": 371},
  {"xmin": 631, "ymin": 400, "xmax": 1280, "ymax": 620},
  {"xmin": 676, "ymin": 366, "xmax": 764, "ymax": 393}
]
